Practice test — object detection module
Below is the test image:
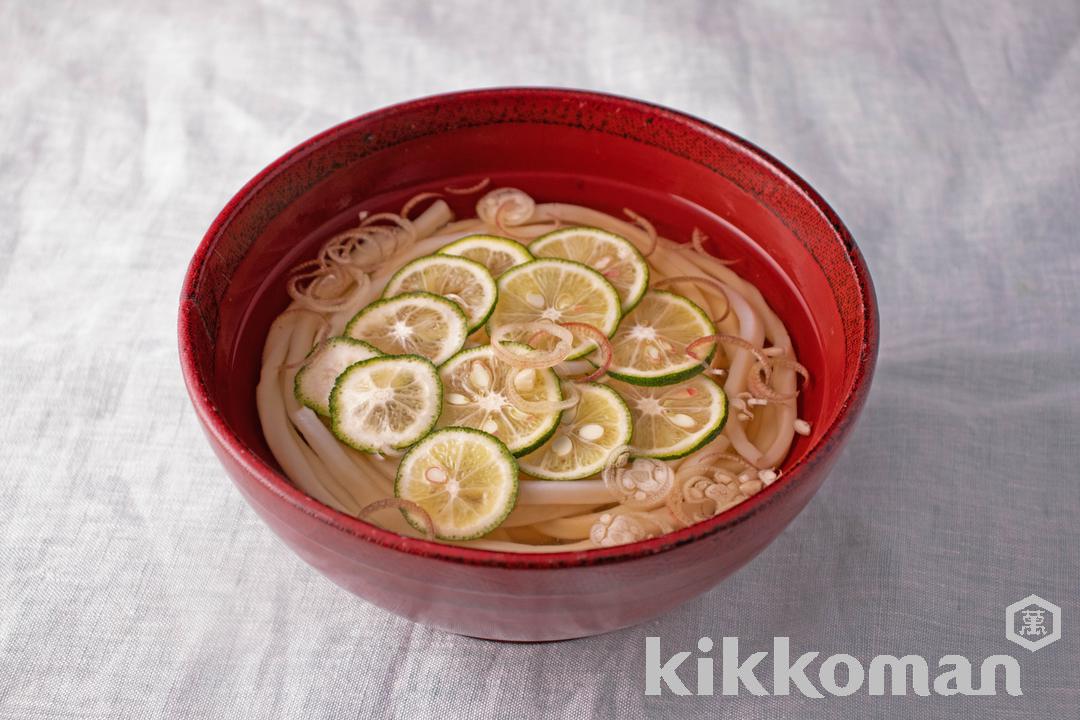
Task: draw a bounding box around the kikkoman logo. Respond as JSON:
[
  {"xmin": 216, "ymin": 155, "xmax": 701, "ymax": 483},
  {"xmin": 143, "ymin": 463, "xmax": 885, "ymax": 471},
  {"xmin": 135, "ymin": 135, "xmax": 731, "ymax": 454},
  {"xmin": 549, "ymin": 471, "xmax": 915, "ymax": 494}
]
[
  {"xmin": 644, "ymin": 637, "xmax": 1023, "ymax": 697},
  {"xmin": 1006, "ymin": 594, "xmax": 1061, "ymax": 652}
]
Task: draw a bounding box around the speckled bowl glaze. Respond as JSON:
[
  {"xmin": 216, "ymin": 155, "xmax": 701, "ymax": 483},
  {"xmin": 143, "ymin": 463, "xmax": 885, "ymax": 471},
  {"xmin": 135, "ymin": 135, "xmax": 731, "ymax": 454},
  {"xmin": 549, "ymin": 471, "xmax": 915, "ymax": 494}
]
[{"xmin": 179, "ymin": 88, "xmax": 878, "ymax": 641}]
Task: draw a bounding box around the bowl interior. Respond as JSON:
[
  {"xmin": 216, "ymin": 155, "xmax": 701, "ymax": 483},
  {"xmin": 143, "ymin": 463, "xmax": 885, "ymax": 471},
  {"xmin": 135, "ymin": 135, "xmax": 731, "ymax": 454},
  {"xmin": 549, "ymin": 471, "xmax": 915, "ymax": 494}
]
[{"xmin": 181, "ymin": 89, "xmax": 873, "ymax": 557}]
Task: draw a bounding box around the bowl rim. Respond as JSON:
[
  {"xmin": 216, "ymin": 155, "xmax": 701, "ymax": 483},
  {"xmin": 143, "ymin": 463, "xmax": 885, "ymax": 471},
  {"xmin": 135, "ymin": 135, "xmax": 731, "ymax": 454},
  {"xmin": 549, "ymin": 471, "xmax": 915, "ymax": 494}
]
[{"xmin": 179, "ymin": 86, "xmax": 878, "ymax": 570}]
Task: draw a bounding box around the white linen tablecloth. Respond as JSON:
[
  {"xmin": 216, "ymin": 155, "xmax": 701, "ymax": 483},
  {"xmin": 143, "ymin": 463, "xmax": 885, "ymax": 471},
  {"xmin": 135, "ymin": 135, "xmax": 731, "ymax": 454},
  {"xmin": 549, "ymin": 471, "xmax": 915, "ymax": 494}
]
[{"xmin": 1, "ymin": 1, "xmax": 1077, "ymax": 717}]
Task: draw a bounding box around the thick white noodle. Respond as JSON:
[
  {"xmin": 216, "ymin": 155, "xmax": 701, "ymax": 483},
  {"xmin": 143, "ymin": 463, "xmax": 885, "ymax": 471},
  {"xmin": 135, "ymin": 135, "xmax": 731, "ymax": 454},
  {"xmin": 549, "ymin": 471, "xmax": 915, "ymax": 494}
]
[
  {"xmin": 257, "ymin": 314, "xmax": 348, "ymax": 511},
  {"xmin": 257, "ymin": 196, "xmax": 804, "ymax": 552},
  {"xmin": 501, "ymin": 503, "xmax": 604, "ymax": 528},
  {"xmin": 281, "ymin": 317, "xmax": 362, "ymax": 509},
  {"xmin": 291, "ymin": 408, "xmax": 419, "ymax": 539},
  {"xmin": 532, "ymin": 506, "xmax": 672, "ymax": 541},
  {"xmin": 517, "ymin": 480, "xmax": 614, "ymax": 506},
  {"xmin": 412, "ymin": 199, "xmax": 453, "ymax": 238},
  {"xmin": 534, "ymin": 203, "xmax": 654, "ymax": 253}
]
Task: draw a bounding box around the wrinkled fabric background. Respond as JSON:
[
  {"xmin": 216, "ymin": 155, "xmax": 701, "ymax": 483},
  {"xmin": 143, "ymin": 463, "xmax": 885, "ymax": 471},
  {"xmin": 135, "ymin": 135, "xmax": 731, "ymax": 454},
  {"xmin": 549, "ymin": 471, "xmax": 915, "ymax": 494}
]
[{"xmin": 1, "ymin": 1, "xmax": 1077, "ymax": 718}]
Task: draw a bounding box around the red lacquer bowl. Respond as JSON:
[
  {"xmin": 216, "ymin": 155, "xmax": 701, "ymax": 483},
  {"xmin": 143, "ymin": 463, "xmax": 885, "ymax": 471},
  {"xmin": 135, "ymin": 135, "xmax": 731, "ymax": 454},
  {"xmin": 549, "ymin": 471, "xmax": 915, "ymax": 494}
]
[{"xmin": 179, "ymin": 88, "xmax": 878, "ymax": 641}]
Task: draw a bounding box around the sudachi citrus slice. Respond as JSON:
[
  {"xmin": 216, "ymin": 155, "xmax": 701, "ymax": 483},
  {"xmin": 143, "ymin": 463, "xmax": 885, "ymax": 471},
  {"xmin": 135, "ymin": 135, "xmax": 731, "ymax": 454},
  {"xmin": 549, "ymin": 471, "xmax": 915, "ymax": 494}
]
[
  {"xmin": 345, "ymin": 291, "xmax": 468, "ymax": 364},
  {"xmin": 518, "ymin": 382, "xmax": 633, "ymax": 481},
  {"xmin": 437, "ymin": 344, "xmax": 563, "ymax": 456},
  {"xmin": 294, "ymin": 336, "xmax": 381, "ymax": 416},
  {"xmin": 438, "ymin": 234, "xmax": 533, "ymax": 277},
  {"xmin": 383, "ymin": 254, "xmax": 497, "ymax": 332},
  {"xmin": 607, "ymin": 375, "xmax": 728, "ymax": 460},
  {"xmin": 395, "ymin": 427, "xmax": 518, "ymax": 540},
  {"xmin": 530, "ymin": 226, "xmax": 649, "ymax": 312},
  {"xmin": 605, "ymin": 290, "xmax": 716, "ymax": 386},
  {"xmin": 329, "ymin": 355, "xmax": 442, "ymax": 453},
  {"xmin": 487, "ymin": 258, "xmax": 621, "ymax": 360}
]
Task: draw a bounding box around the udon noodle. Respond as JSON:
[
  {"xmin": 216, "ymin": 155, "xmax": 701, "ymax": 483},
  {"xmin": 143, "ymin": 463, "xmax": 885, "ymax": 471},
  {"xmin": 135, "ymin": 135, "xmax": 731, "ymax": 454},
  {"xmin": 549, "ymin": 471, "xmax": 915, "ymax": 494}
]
[{"xmin": 256, "ymin": 185, "xmax": 809, "ymax": 552}]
